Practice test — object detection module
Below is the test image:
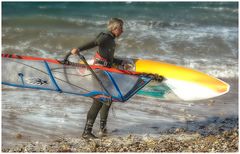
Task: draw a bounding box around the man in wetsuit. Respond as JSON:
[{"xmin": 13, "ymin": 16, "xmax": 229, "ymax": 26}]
[{"xmin": 71, "ymin": 18, "xmax": 124, "ymax": 139}]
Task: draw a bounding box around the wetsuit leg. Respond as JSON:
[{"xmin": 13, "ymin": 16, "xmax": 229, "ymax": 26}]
[
  {"xmin": 98, "ymin": 101, "xmax": 112, "ymax": 137},
  {"xmin": 100, "ymin": 101, "xmax": 112, "ymax": 121},
  {"xmin": 86, "ymin": 99, "xmax": 103, "ymax": 123},
  {"xmin": 82, "ymin": 99, "xmax": 103, "ymax": 139}
]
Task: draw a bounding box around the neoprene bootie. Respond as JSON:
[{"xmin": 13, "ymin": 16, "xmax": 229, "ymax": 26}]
[
  {"xmin": 99, "ymin": 120, "xmax": 108, "ymax": 137},
  {"xmin": 82, "ymin": 120, "xmax": 98, "ymax": 139}
]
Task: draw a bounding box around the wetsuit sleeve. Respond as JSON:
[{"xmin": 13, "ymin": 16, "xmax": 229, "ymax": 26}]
[
  {"xmin": 77, "ymin": 33, "xmax": 104, "ymax": 52},
  {"xmin": 77, "ymin": 40, "xmax": 98, "ymax": 52}
]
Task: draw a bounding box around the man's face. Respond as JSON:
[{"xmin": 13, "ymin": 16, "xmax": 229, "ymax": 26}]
[{"xmin": 113, "ymin": 26, "xmax": 123, "ymax": 37}]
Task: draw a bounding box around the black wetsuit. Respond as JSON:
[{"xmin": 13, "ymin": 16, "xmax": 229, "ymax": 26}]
[
  {"xmin": 78, "ymin": 31, "xmax": 122, "ymax": 67},
  {"xmin": 78, "ymin": 31, "xmax": 121, "ymax": 128}
]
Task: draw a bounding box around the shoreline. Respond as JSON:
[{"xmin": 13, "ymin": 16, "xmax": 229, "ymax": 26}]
[
  {"xmin": 2, "ymin": 129, "xmax": 238, "ymax": 152},
  {"xmin": 2, "ymin": 117, "xmax": 238, "ymax": 152}
]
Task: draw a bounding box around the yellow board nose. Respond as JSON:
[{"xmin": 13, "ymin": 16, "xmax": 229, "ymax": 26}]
[{"xmin": 135, "ymin": 59, "xmax": 230, "ymax": 94}]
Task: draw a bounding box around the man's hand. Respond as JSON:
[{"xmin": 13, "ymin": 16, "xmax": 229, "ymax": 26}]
[
  {"xmin": 122, "ymin": 60, "xmax": 134, "ymax": 70},
  {"xmin": 71, "ymin": 48, "xmax": 79, "ymax": 55}
]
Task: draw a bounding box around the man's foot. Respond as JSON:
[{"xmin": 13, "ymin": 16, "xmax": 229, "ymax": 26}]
[
  {"xmin": 82, "ymin": 120, "xmax": 98, "ymax": 140},
  {"xmin": 82, "ymin": 132, "xmax": 98, "ymax": 139},
  {"xmin": 99, "ymin": 127, "xmax": 108, "ymax": 137}
]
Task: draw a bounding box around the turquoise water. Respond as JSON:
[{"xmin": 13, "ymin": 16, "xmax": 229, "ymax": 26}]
[{"xmin": 3, "ymin": 2, "xmax": 238, "ymax": 26}]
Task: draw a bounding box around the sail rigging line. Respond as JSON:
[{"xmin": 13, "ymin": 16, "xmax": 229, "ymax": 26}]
[
  {"xmin": 77, "ymin": 53, "xmax": 111, "ymax": 95},
  {"xmin": 62, "ymin": 52, "xmax": 112, "ymax": 102},
  {"xmin": 51, "ymin": 67, "xmax": 102, "ymax": 78}
]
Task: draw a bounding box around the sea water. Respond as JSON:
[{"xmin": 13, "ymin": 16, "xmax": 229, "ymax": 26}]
[{"xmin": 2, "ymin": 2, "xmax": 238, "ymax": 147}]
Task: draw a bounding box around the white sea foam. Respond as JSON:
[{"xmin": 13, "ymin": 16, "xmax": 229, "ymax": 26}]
[{"xmin": 191, "ymin": 6, "xmax": 238, "ymax": 13}]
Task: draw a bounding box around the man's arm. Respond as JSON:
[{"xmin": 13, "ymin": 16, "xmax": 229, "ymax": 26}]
[
  {"xmin": 77, "ymin": 40, "xmax": 98, "ymax": 52},
  {"xmin": 71, "ymin": 33, "xmax": 104, "ymax": 55}
]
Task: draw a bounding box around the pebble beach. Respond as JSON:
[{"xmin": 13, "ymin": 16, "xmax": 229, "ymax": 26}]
[{"xmin": 2, "ymin": 117, "xmax": 238, "ymax": 152}]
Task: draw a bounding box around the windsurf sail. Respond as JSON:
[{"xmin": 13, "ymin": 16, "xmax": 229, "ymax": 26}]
[{"xmin": 2, "ymin": 54, "xmax": 152, "ymax": 102}]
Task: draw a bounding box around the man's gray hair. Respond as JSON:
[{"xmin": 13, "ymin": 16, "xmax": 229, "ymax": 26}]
[{"xmin": 107, "ymin": 18, "xmax": 123, "ymax": 31}]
